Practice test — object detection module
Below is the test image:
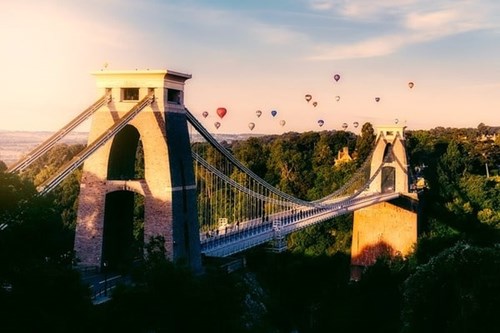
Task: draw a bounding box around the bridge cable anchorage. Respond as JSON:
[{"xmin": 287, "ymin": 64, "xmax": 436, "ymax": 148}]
[
  {"xmin": 7, "ymin": 93, "xmax": 112, "ymax": 174},
  {"xmin": 37, "ymin": 93, "xmax": 154, "ymax": 195}
]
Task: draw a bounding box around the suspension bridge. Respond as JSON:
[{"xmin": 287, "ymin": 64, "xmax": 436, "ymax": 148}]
[{"xmin": 7, "ymin": 69, "xmax": 418, "ymax": 274}]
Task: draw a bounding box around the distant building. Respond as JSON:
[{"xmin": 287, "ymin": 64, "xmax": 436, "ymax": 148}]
[{"xmin": 334, "ymin": 147, "xmax": 353, "ymax": 166}]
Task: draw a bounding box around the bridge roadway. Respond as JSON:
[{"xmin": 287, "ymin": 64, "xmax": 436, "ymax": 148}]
[{"xmin": 200, "ymin": 191, "xmax": 401, "ymax": 257}]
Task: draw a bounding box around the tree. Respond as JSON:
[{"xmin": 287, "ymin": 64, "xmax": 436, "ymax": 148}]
[
  {"xmin": 355, "ymin": 122, "xmax": 375, "ymax": 164},
  {"xmin": 0, "ymin": 170, "xmax": 92, "ymax": 332},
  {"xmin": 402, "ymin": 243, "xmax": 500, "ymax": 333}
]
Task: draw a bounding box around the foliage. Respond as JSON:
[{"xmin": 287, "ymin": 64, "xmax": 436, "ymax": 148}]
[
  {"xmin": 355, "ymin": 122, "xmax": 375, "ymax": 164},
  {"xmin": 1, "ymin": 123, "xmax": 500, "ymax": 332},
  {"xmin": 0, "ymin": 170, "xmax": 92, "ymax": 332},
  {"xmin": 97, "ymin": 237, "xmax": 248, "ymax": 333},
  {"xmin": 401, "ymin": 243, "xmax": 500, "ymax": 333}
]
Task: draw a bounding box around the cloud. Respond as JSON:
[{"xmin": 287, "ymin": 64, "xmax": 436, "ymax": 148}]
[
  {"xmin": 309, "ymin": 34, "xmax": 407, "ymax": 60},
  {"xmin": 309, "ymin": 0, "xmax": 335, "ymax": 11},
  {"xmin": 307, "ymin": 3, "xmax": 498, "ymax": 61},
  {"xmin": 307, "ymin": 0, "xmax": 417, "ymax": 20},
  {"xmin": 248, "ymin": 22, "xmax": 308, "ymax": 45}
]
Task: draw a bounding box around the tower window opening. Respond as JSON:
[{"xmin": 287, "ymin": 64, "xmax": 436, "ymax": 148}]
[
  {"xmin": 122, "ymin": 88, "xmax": 140, "ymax": 101},
  {"xmin": 167, "ymin": 89, "xmax": 181, "ymax": 104}
]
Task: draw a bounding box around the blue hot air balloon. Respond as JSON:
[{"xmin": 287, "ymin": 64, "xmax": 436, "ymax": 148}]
[{"xmin": 271, "ymin": 110, "xmax": 277, "ymax": 117}]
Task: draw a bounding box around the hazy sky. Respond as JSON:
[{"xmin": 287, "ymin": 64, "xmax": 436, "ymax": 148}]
[{"xmin": 1, "ymin": 0, "xmax": 500, "ymax": 134}]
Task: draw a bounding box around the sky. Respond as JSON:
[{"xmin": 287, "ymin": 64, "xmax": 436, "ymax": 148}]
[{"xmin": 1, "ymin": 0, "xmax": 500, "ymax": 135}]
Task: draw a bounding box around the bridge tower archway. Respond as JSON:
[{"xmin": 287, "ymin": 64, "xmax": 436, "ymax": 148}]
[
  {"xmin": 74, "ymin": 70, "xmax": 201, "ymax": 272},
  {"xmin": 368, "ymin": 126, "xmax": 409, "ymax": 194}
]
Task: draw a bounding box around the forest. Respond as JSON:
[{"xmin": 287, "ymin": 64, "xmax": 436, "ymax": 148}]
[{"xmin": 0, "ymin": 123, "xmax": 499, "ymax": 333}]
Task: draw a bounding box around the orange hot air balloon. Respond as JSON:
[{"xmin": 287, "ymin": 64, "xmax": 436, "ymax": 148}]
[
  {"xmin": 408, "ymin": 81, "xmax": 414, "ymax": 89},
  {"xmin": 335, "ymin": 96, "xmax": 340, "ymax": 102},
  {"xmin": 216, "ymin": 107, "xmax": 227, "ymax": 119},
  {"xmin": 279, "ymin": 120, "xmax": 286, "ymax": 127}
]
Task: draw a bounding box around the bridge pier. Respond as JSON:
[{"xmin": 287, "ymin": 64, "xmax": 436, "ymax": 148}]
[{"xmin": 350, "ymin": 194, "xmax": 418, "ymax": 280}]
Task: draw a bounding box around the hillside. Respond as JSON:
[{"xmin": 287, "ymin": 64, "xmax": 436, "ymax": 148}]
[
  {"xmin": 0, "ymin": 130, "xmax": 267, "ymax": 167},
  {"xmin": 0, "ymin": 131, "xmax": 88, "ymax": 166}
]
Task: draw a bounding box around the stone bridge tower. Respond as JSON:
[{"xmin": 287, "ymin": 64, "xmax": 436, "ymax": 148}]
[
  {"xmin": 351, "ymin": 125, "xmax": 418, "ymax": 279},
  {"xmin": 74, "ymin": 70, "xmax": 201, "ymax": 272}
]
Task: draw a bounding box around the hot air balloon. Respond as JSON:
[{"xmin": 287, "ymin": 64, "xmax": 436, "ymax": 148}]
[
  {"xmin": 353, "ymin": 121, "xmax": 359, "ymax": 128},
  {"xmin": 318, "ymin": 119, "xmax": 324, "ymax": 127},
  {"xmin": 334, "ymin": 74, "xmax": 340, "ymax": 82},
  {"xmin": 271, "ymin": 110, "xmax": 277, "ymax": 117},
  {"xmin": 394, "ymin": 118, "xmax": 399, "ymax": 124},
  {"xmin": 256, "ymin": 110, "xmax": 262, "ymax": 118},
  {"xmin": 375, "ymin": 97, "xmax": 380, "ymax": 102},
  {"xmin": 305, "ymin": 94, "xmax": 312, "ymax": 102},
  {"xmin": 280, "ymin": 120, "xmax": 286, "ymax": 127},
  {"xmin": 408, "ymin": 81, "xmax": 414, "ymax": 89},
  {"xmin": 335, "ymin": 96, "xmax": 340, "ymax": 102},
  {"xmin": 248, "ymin": 122, "xmax": 255, "ymax": 131},
  {"xmin": 342, "ymin": 122, "xmax": 348, "ymax": 130},
  {"xmin": 214, "ymin": 122, "xmax": 221, "ymax": 129},
  {"xmin": 202, "ymin": 111, "xmax": 209, "ymax": 118},
  {"xmin": 216, "ymin": 107, "xmax": 227, "ymax": 119},
  {"xmin": 312, "ymin": 101, "xmax": 318, "ymax": 107}
]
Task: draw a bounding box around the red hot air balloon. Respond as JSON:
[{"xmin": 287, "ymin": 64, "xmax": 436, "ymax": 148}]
[
  {"xmin": 334, "ymin": 74, "xmax": 340, "ymax": 82},
  {"xmin": 216, "ymin": 107, "xmax": 227, "ymax": 118},
  {"xmin": 202, "ymin": 111, "xmax": 209, "ymax": 118}
]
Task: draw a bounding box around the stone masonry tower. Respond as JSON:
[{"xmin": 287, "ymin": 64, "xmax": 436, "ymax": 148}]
[
  {"xmin": 74, "ymin": 69, "xmax": 202, "ymax": 272},
  {"xmin": 351, "ymin": 125, "xmax": 418, "ymax": 280}
]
